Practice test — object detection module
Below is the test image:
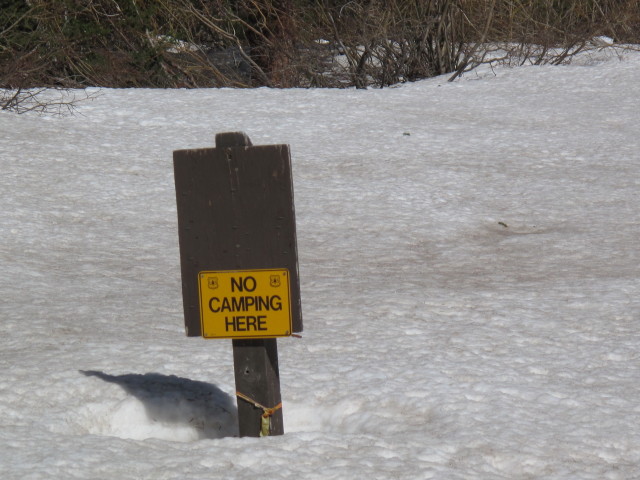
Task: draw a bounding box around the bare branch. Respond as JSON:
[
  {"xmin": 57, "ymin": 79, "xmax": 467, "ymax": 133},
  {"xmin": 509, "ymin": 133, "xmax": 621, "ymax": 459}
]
[{"xmin": 1, "ymin": 88, "xmax": 99, "ymax": 116}]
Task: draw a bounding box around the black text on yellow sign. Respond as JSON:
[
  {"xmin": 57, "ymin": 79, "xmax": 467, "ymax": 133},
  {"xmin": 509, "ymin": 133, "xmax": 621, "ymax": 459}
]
[{"xmin": 198, "ymin": 269, "xmax": 292, "ymax": 339}]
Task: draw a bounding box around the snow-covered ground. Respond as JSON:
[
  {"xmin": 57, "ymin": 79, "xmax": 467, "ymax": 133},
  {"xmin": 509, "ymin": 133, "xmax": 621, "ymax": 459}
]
[{"xmin": 1, "ymin": 48, "xmax": 639, "ymax": 479}]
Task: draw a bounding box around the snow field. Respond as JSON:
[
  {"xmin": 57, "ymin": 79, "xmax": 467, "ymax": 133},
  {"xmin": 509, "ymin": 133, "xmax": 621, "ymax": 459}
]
[{"xmin": 1, "ymin": 47, "xmax": 639, "ymax": 478}]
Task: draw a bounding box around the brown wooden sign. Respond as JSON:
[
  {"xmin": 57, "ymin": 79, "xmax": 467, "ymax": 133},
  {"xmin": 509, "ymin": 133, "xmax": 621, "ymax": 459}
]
[
  {"xmin": 173, "ymin": 133, "xmax": 302, "ymax": 338},
  {"xmin": 173, "ymin": 132, "xmax": 302, "ymax": 437}
]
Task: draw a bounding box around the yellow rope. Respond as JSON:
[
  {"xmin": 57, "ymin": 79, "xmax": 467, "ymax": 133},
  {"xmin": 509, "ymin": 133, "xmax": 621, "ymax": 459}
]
[{"xmin": 236, "ymin": 391, "xmax": 283, "ymax": 436}]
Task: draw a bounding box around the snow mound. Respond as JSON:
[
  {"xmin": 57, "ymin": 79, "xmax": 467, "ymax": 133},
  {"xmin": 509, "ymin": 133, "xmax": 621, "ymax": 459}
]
[{"xmin": 68, "ymin": 372, "xmax": 238, "ymax": 441}]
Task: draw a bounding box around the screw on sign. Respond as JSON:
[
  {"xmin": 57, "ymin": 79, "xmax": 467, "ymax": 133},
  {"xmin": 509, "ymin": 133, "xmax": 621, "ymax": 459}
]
[{"xmin": 173, "ymin": 132, "xmax": 302, "ymax": 437}]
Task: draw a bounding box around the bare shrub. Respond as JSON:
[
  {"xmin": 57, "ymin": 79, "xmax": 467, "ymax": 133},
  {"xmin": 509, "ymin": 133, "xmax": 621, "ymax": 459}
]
[
  {"xmin": 1, "ymin": 0, "xmax": 638, "ymax": 90},
  {"xmin": 301, "ymin": 0, "xmax": 468, "ymax": 88},
  {"xmin": 453, "ymin": 0, "xmax": 640, "ymax": 78},
  {"xmin": 156, "ymin": 0, "xmax": 294, "ymax": 87},
  {"xmin": 1, "ymin": 87, "xmax": 97, "ymax": 115}
]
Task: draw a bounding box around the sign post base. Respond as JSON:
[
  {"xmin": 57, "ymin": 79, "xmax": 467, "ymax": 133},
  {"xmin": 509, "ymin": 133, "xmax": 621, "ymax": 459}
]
[{"xmin": 233, "ymin": 338, "xmax": 284, "ymax": 437}]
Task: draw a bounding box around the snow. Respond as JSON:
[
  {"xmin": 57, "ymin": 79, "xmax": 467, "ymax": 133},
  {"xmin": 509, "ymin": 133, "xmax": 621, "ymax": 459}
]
[{"xmin": 1, "ymin": 48, "xmax": 640, "ymax": 478}]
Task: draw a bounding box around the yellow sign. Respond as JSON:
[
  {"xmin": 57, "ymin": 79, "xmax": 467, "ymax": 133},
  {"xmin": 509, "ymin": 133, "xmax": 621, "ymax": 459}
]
[{"xmin": 198, "ymin": 269, "xmax": 292, "ymax": 339}]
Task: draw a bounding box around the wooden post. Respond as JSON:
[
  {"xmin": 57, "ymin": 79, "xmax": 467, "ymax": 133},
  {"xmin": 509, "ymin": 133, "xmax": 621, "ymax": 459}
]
[
  {"xmin": 173, "ymin": 132, "xmax": 301, "ymax": 437},
  {"xmin": 221, "ymin": 133, "xmax": 283, "ymax": 437},
  {"xmin": 233, "ymin": 338, "xmax": 283, "ymax": 436}
]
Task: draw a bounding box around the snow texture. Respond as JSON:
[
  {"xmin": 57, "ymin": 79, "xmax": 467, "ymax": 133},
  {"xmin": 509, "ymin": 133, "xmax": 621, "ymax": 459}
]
[{"xmin": 1, "ymin": 48, "xmax": 639, "ymax": 479}]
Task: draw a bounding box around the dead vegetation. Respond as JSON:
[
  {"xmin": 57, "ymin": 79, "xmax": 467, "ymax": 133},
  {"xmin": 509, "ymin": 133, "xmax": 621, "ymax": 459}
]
[{"xmin": 1, "ymin": 0, "xmax": 638, "ymax": 99}]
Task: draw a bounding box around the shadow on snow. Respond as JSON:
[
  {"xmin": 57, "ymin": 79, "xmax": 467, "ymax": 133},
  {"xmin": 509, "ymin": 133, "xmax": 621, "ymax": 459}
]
[{"xmin": 80, "ymin": 370, "xmax": 238, "ymax": 439}]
